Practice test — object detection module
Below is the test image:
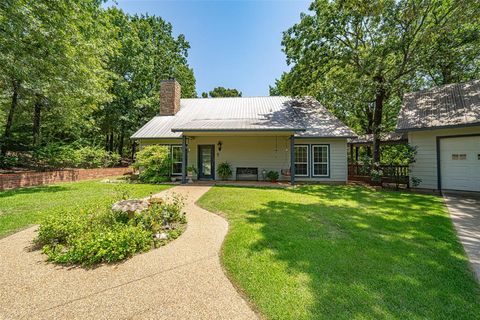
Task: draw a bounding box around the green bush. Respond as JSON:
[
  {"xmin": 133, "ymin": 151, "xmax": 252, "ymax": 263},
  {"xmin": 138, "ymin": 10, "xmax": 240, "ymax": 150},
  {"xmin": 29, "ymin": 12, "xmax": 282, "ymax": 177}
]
[
  {"xmin": 266, "ymin": 170, "xmax": 279, "ymax": 182},
  {"xmin": 34, "ymin": 143, "xmax": 120, "ymax": 169},
  {"xmin": 36, "ymin": 195, "xmax": 186, "ymax": 266},
  {"xmin": 217, "ymin": 161, "xmax": 233, "ymax": 180},
  {"xmin": 132, "ymin": 145, "xmax": 171, "ymax": 183}
]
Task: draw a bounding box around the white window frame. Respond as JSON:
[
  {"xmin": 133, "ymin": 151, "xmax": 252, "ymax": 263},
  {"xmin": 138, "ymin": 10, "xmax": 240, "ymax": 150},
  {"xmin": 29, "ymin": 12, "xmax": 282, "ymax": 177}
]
[
  {"xmin": 294, "ymin": 145, "xmax": 309, "ymax": 177},
  {"xmin": 170, "ymin": 145, "xmax": 183, "ymax": 175},
  {"xmin": 311, "ymin": 144, "xmax": 329, "ymax": 177}
]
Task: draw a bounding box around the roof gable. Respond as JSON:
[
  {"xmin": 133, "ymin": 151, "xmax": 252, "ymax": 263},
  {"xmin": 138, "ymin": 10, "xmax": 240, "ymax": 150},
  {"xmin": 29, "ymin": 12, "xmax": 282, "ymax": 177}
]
[{"xmin": 396, "ymin": 80, "xmax": 480, "ymax": 131}]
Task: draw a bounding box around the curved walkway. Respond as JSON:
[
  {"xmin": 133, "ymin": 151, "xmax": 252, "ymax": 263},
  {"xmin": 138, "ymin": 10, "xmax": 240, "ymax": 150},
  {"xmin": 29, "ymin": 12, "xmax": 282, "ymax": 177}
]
[{"xmin": 0, "ymin": 185, "xmax": 257, "ymax": 319}]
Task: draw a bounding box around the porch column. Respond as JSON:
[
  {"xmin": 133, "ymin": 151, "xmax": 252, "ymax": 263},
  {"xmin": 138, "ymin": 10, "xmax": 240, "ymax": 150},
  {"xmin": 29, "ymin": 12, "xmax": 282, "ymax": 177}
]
[
  {"xmin": 181, "ymin": 135, "xmax": 187, "ymax": 184},
  {"xmin": 290, "ymin": 135, "xmax": 295, "ymax": 185}
]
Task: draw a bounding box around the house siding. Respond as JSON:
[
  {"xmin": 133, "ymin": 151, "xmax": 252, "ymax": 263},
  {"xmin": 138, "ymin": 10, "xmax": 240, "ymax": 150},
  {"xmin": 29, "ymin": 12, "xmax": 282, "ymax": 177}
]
[
  {"xmin": 408, "ymin": 126, "xmax": 480, "ymax": 189},
  {"xmin": 139, "ymin": 136, "xmax": 348, "ymax": 182}
]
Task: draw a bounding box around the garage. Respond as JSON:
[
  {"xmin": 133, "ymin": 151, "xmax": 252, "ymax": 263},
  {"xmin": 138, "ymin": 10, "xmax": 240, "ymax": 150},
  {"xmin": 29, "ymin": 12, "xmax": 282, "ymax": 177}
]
[{"xmin": 440, "ymin": 135, "xmax": 480, "ymax": 192}]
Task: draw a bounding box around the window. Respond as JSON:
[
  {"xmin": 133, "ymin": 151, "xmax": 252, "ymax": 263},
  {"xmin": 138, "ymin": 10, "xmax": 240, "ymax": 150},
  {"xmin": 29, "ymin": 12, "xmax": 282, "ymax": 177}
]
[
  {"xmin": 452, "ymin": 153, "xmax": 467, "ymax": 160},
  {"xmin": 312, "ymin": 145, "xmax": 329, "ymax": 176},
  {"xmin": 171, "ymin": 145, "xmax": 183, "ymax": 175},
  {"xmin": 294, "ymin": 145, "xmax": 309, "ymax": 176}
]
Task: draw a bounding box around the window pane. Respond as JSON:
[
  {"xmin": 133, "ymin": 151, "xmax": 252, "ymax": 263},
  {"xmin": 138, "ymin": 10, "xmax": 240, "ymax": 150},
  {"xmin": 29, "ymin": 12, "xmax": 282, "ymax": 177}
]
[
  {"xmin": 294, "ymin": 145, "xmax": 308, "ymax": 176},
  {"xmin": 172, "ymin": 146, "xmax": 182, "ymax": 162},
  {"xmin": 295, "ymin": 146, "xmax": 308, "ymax": 162},
  {"xmin": 172, "ymin": 163, "xmax": 182, "ymax": 174},
  {"xmin": 171, "ymin": 146, "xmax": 183, "ymax": 175},
  {"xmin": 313, "ymin": 145, "xmax": 328, "ymax": 176},
  {"xmin": 296, "ymin": 163, "xmax": 308, "ymax": 175}
]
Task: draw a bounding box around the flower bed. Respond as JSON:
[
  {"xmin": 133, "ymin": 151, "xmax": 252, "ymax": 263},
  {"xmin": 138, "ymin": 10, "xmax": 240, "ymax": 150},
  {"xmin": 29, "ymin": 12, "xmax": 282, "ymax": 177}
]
[{"xmin": 35, "ymin": 194, "xmax": 186, "ymax": 266}]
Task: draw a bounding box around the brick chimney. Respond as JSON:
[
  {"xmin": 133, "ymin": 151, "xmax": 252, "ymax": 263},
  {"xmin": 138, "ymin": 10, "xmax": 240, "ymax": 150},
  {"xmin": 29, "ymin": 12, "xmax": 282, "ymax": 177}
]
[{"xmin": 160, "ymin": 79, "xmax": 181, "ymax": 116}]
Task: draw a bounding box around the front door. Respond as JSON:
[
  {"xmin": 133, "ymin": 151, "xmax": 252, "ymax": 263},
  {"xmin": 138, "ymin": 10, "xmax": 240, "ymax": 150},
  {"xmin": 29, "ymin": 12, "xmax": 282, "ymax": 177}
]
[{"xmin": 198, "ymin": 145, "xmax": 215, "ymax": 180}]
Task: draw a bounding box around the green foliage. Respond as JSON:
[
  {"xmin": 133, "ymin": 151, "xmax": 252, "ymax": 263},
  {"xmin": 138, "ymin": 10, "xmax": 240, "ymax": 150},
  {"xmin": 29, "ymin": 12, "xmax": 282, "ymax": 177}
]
[
  {"xmin": 381, "ymin": 144, "xmax": 418, "ymax": 166},
  {"xmin": 273, "ymin": 0, "xmax": 480, "ymax": 140},
  {"xmin": 33, "ymin": 144, "xmax": 120, "ymax": 169},
  {"xmin": 202, "ymin": 87, "xmax": 242, "ymax": 98},
  {"xmin": 132, "ymin": 145, "xmax": 171, "ymax": 183},
  {"xmin": 187, "ymin": 165, "xmax": 197, "ymax": 174},
  {"xmin": 217, "ymin": 161, "xmax": 233, "ymax": 180},
  {"xmin": 0, "ymin": 2, "xmax": 197, "ymax": 166},
  {"xmin": 36, "ymin": 194, "xmax": 186, "ymax": 266},
  {"xmin": 266, "ymin": 170, "xmax": 279, "ymax": 182}
]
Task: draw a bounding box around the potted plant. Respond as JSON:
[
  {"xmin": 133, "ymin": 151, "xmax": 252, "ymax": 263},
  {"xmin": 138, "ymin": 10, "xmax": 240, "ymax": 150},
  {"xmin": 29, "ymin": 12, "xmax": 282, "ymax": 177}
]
[
  {"xmin": 217, "ymin": 161, "xmax": 233, "ymax": 180},
  {"xmin": 266, "ymin": 170, "xmax": 279, "ymax": 183},
  {"xmin": 187, "ymin": 165, "xmax": 197, "ymax": 183}
]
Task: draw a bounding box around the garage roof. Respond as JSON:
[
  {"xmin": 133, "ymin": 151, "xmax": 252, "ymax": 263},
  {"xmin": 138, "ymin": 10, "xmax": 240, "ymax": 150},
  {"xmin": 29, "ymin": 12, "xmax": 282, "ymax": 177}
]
[
  {"xmin": 131, "ymin": 96, "xmax": 355, "ymax": 139},
  {"xmin": 396, "ymin": 80, "xmax": 480, "ymax": 132}
]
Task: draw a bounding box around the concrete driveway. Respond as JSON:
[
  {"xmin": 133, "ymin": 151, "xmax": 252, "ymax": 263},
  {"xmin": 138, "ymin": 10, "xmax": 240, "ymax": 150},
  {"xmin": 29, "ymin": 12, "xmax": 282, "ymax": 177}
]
[
  {"xmin": 0, "ymin": 185, "xmax": 257, "ymax": 320},
  {"xmin": 443, "ymin": 191, "xmax": 480, "ymax": 281}
]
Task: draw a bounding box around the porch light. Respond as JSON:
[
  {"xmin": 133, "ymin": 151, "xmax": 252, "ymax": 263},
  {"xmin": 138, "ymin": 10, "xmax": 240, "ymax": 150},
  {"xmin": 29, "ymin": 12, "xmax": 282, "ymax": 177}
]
[{"xmin": 217, "ymin": 140, "xmax": 223, "ymax": 151}]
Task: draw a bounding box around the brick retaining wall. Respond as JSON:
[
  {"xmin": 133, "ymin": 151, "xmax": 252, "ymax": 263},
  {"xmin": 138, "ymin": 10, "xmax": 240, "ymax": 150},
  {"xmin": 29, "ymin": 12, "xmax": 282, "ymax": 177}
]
[{"xmin": 0, "ymin": 167, "xmax": 132, "ymax": 190}]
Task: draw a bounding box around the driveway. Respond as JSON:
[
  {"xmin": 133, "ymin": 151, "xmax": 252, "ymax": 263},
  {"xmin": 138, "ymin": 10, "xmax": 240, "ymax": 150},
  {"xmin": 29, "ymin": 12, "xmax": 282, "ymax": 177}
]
[
  {"xmin": 443, "ymin": 191, "xmax": 480, "ymax": 281},
  {"xmin": 0, "ymin": 185, "xmax": 257, "ymax": 319}
]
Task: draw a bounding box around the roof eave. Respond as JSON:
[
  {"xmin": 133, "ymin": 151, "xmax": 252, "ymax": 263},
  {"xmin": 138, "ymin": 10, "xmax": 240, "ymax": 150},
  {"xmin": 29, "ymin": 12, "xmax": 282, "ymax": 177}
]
[
  {"xmin": 396, "ymin": 121, "xmax": 480, "ymax": 133},
  {"xmin": 170, "ymin": 128, "xmax": 306, "ymax": 133}
]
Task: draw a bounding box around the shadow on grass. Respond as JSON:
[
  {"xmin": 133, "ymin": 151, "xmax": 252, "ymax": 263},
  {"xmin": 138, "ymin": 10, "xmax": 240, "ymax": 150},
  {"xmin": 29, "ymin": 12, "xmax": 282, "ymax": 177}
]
[
  {"xmin": 243, "ymin": 185, "xmax": 480, "ymax": 318},
  {"xmin": 0, "ymin": 185, "xmax": 70, "ymax": 198}
]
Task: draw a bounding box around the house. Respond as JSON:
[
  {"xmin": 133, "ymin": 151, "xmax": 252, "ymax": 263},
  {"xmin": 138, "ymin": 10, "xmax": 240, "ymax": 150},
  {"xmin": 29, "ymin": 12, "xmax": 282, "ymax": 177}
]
[
  {"xmin": 131, "ymin": 80, "xmax": 356, "ymax": 184},
  {"xmin": 396, "ymin": 80, "xmax": 480, "ymax": 192}
]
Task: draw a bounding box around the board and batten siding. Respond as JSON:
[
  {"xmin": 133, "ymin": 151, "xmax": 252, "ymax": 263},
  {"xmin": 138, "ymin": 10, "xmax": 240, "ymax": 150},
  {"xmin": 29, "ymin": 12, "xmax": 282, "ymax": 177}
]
[
  {"xmin": 408, "ymin": 126, "xmax": 480, "ymax": 189},
  {"xmin": 138, "ymin": 136, "xmax": 348, "ymax": 182}
]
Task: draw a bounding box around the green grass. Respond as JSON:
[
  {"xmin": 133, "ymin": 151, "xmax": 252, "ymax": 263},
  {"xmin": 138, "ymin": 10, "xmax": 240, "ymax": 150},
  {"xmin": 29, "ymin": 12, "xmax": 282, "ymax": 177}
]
[
  {"xmin": 0, "ymin": 179, "xmax": 170, "ymax": 237},
  {"xmin": 197, "ymin": 185, "xmax": 480, "ymax": 320}
]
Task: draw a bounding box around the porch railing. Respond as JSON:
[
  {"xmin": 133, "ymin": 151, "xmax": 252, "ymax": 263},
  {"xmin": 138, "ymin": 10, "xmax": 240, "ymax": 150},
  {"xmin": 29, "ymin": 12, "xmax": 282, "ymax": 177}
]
[{"xmin": 348, "ymin": 164, "xmax": 410, "ymax": 187}]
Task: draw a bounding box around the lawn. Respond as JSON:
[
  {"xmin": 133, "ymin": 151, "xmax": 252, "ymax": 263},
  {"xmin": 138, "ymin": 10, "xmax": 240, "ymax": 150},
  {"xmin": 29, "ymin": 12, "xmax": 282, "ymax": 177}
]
[
  {"xmin": 198, "ymin": 185, "xmax": 480, "ymax": 320},
  {"xmin": 0, "ymin": 179, "xmax": 170, "ymax": 237}
]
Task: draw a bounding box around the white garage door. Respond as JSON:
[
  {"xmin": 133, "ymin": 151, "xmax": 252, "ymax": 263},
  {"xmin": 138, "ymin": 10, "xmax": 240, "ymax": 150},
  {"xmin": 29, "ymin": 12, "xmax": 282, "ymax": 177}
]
[{"xmin": 440, "ymin": 136, "xmax": 480, "ymax": 191}]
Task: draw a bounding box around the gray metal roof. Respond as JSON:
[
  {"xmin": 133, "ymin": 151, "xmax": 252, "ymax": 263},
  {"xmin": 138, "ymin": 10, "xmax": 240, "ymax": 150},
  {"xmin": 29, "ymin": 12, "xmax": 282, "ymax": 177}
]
[
  {"xmin": 396, "ymin": 80, "xmax": 480, "ymax": 131},
  {"xmin": 131, "ymin": 96, "xmax": 355, "ymax": 139}
]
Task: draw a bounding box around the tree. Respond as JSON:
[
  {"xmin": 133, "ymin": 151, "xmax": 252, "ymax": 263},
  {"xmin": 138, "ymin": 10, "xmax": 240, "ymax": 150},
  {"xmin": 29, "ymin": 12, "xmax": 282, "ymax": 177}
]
[
  {"xmin": 273, "ymin": 0, "xmax": 480, "ymax": 163},
  {"xmin": 98, "ymin": 9, "xmax": 196, "ymax": 157},
  {"xmin": 202, "ymin": 87, "xmax": 242, "ymax": 98},
  {"xmin": 0, "ymin": 0, "xmax": 113, "ymax": 158}
]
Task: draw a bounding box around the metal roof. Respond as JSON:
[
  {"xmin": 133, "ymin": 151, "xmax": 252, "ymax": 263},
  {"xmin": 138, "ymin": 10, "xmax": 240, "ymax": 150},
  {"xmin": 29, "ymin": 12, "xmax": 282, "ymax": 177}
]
[
  {"xmin": 131, "ymin": 96, "xmax": 356, "ymax": 139},
  {"xmin": 396, "ymin": 80, "xmax": 480, "ymax": 131}
]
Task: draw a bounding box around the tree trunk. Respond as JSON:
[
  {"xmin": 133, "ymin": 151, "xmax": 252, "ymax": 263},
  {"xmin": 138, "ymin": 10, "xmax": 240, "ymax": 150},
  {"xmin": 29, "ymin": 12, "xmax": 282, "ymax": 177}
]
[
  {"xmin": 108, "ymin": 132, "xmax": 114, "ymax": 152},
  {"xmin": 372, "ymin": 80, "xmax": 386, "ymax": 164},
  {"xmin": 1, "ymin": 81, "xmax": 19, "ymax": 158},
  {"xmin": 117, "ymin": 124, "xmax": 125, "ymax": 157},
  {"xmin": 32, "ymin": 99, "xmax": 42, "ymax": 147}
]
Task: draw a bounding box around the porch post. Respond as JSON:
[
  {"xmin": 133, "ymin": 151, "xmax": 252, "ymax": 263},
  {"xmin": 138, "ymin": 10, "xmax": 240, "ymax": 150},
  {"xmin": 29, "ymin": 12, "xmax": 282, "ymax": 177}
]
[
  {"xmin": 290, "ymin": 135, "xmax": 295, "ymax": 185},
  {"xmin": 181, "ymin": 135, "xmax": 187, "ymax": 184}
]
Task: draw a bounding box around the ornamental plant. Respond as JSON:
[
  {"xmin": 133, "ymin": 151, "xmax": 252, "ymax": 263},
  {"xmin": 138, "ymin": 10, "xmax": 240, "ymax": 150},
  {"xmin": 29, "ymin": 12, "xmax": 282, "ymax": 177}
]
[
  {"xmin": 132, "ymin": 145, "xmax": 171, "ymax": 183},
  {"xmin": 216, "ymin": 161, "xmax": 233, "ymax": 180}
]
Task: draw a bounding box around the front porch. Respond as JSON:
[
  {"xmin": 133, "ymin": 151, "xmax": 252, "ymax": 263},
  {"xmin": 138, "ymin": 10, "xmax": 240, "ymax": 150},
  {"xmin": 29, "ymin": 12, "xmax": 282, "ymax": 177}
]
[{"xmin": 179, "ymin": 133, "xmax": 297, "ymax": 184}]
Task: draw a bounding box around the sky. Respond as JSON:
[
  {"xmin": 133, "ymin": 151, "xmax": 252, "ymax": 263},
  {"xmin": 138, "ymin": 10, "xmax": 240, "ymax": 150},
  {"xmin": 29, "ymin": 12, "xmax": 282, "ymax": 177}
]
[{"xmin": 104, "ymin": 0, "xmax": 311, "ymax": 97}]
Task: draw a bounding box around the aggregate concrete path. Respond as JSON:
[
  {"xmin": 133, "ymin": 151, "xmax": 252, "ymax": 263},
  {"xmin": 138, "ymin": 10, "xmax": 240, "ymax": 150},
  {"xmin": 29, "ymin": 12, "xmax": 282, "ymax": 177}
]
[
  {"xmin": 0, "ymin": 185, "xmax": 258, "ymax": 320},
  {"xmin": 443, "ymin": 192, "xmax": 480, "ymax": 282}
]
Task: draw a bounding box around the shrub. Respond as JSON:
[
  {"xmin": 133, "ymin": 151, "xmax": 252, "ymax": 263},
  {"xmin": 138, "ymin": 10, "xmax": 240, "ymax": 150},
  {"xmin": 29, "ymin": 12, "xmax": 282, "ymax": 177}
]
[
  {"xmin": 36, "ymin": 194, "xmax": 186, "ymax": 266},
  {"xmin": 217, "ymin": 161, "xmax": 233, "ymax": 180},
  {"xmin": 132, "ymin": 145, "xmax": 171, "ymax": 183},
  {"xmin": 33, "ymin": 143, "xmax": 120, "ymax": 169},
  {"xmin": 266, "ymin": 170, "xmax": 279, "ymax": 182}
]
